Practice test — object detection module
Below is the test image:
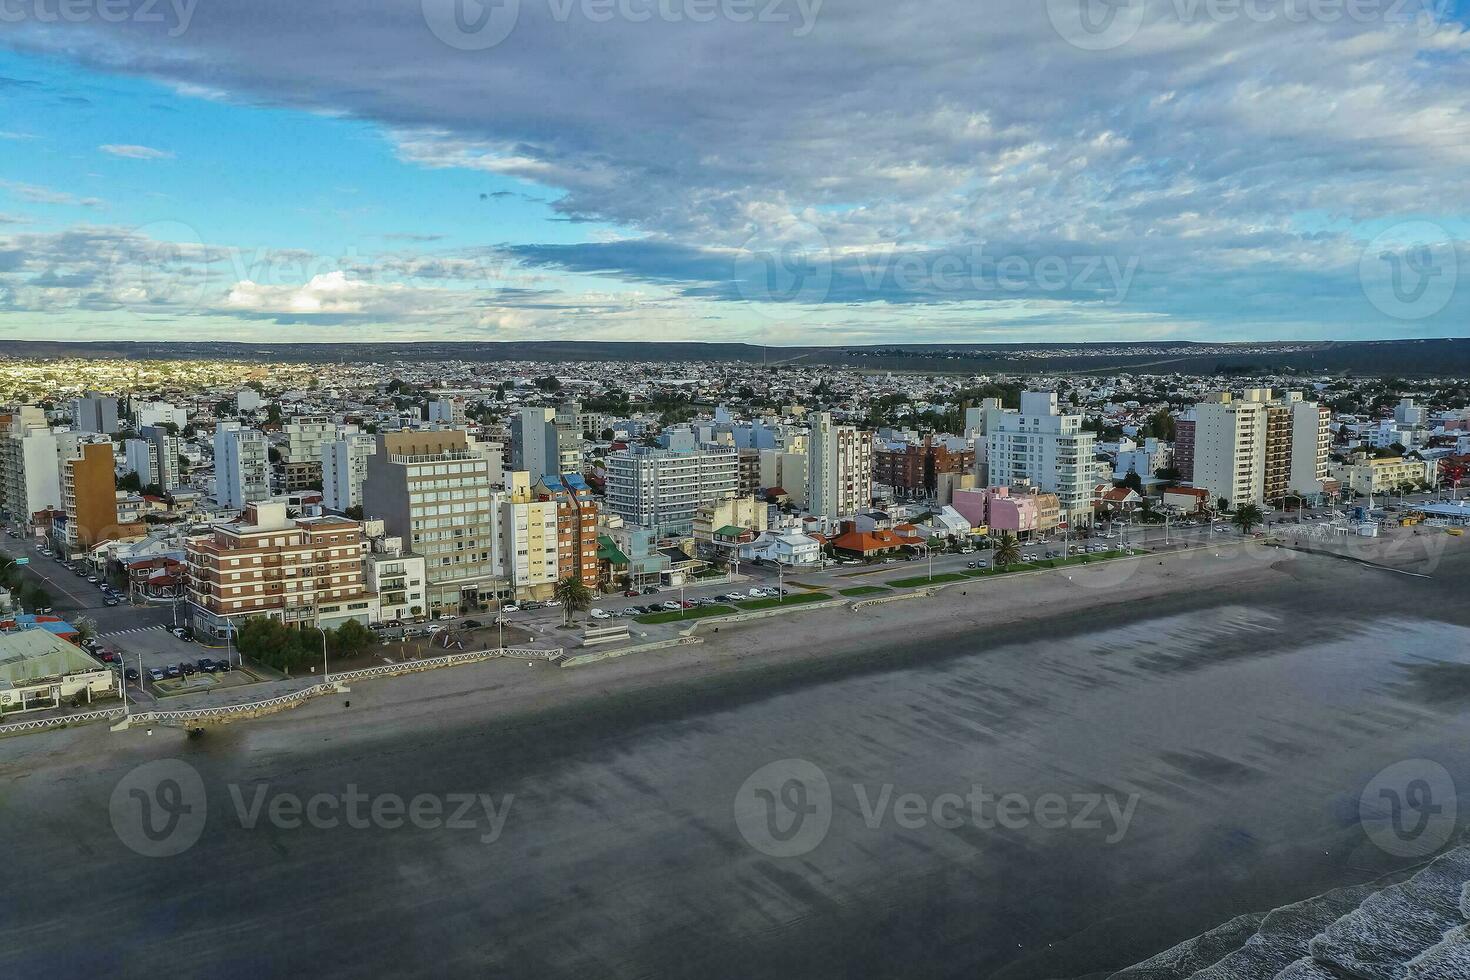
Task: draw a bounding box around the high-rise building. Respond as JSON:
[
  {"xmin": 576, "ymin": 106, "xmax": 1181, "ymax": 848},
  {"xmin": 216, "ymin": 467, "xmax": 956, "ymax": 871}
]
[
  {"xmin": 1174, "ymin": 418, "xmax": 1196, "ymax": 481},
  {"xmin": 58, "ymin": 442, "xmax": 123, "ymax": 558},
  {"xmin": 511, "ymin": 407, "xmax": 558, "ymax": 484},
  {"xmin": 213, "ymin": 422, "xmax": 271, "ymax": 509},
  {"xmin": 496, "ymin": 471, "xmax": 560, "ymax": 600},
  {"xmin": 361, "ymin": 430, "xmax": 503, "ymax": 614},
  {"xmin": 70, "ymin": 393, "xmax": 120, "ymax": 434},
  {"xmin": 1189, "ymin": 390, "xmax": 1270, "ymax": 509},
  {"xmin": 281, "ymin": 416, "xmax": 342, "ymax": 464},
  {"xmin": 807, "ymin": 413, "xmax": 874, "ymax": 520},
  {"xmin": 605, "ymin": 446, "xmax": 739, "ymax": 537},
  {"xmin": 124, "ymin": 438, "xmax": 158, "ymax": 487},
  {"xmin": 142, "ymin": 425, "xmax": 182, "ymax": 491},
  {"xmin": 1188, "ymin": 389, "xmax": 1329, "ymax": 507},
  {"xmin": 986, "ymin": 392, "xmax": 1097, "ymax": 524},
  {"xmin": 322, "ymin": 432, "xmax": 379, "ymax": 512},
  {"xmin": 428, "ymin": 397, "xmax": 468, "ymax": 427},
  {"xmin": 534, "ymin": 473, "xmax": 600, "ymax": 589},
  {"xmin": 185, "ymin": 501, "xmax": 377, "ymax": 638},
  {"xmin": 0, "ymin": 412, "xmax": 61, "ymax": 529}
]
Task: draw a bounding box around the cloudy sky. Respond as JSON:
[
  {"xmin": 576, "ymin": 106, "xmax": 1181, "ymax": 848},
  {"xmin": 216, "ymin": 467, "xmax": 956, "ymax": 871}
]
[{"xmin": 0, "ymin": 0, "xmax": 1467, "ymax": 346}]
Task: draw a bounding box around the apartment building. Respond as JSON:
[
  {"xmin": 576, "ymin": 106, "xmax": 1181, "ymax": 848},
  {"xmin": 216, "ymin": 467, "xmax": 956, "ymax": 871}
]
[
  {"xmin": 364, "ymin": 551, "xmax": 428, "ymax": 623},
  {"xmin": 1189, "ymin": 390, "xmax": 1270, "ymax": 509},
  {"xmin": 496, "ymin": 471, "xmax": 559, "ymax": 600},
  {"xmin": 807, "ymin": 412, "xmax": 874, "ymax": 520},
  {"xmin": 70, "ymin": 393, "xmax": 120, "ymax": 434},
  {"xmin": 605, "ymin": 445, "xmax": 739, "ymax": 537},
  {"xmin": 57, "ymin": 442, "xmax": 128, "ymax": 559},
  {"xmin": 124, "ymin": 438, "xmax": 158, "ymax": 488},
  {"xmin": 1174, "ymin": 418, "xmax": 1196, "ymax": 481},
  {"xmin": 692, "ymin": 496, "xmax": 769, "ymax": 558},
  {"xmin": 986, "ymin": 392, "xmax": 1096, "ymax": 524},
  {"xmin": 185, "ymin": 501, "xmax": 378, "ymax": 638},
  {"xmin": 0, "ymin": 413, "xmax": 61, "ymax": 529},
  {"xmin": 1333, "ymin": 454, "xmax": 1439, "ymax": 497},
  {"xmin": 1190, "ymin": 389, "xmax": 1329, "ymax": 508},
  {"xmin": 361, "ymin": 430, "xmax": 504, "ymax": 614},
  {"xmin": 213, "ymin": 422, "xmax": 270, "ymax": 509},
  {"xmin": 517, "ymin": 405, "xmax": 561, "ymax": 481},
  {"xmin": 427, "ymin": 397, "xmax": 468, "ymax": 427},
  {"xmin": 873, "ymin": 435, "xmax": 975, "ymax": 499},
  {"xmin": 322, "ymin": 432, "xmax": 378, "ymax": 511},
  {"xmin": 280, "ymin": 416, "xmax": 342, "ymax": 464},
  {"xmin": 141, "ymin": 424, "xmax": 182, "ymax": 490},
  {"xmin": 534, "ymin": 473, "xmax": 599, "ymax": 589},
  {"xmin": 132, "ymin": 400, "xmax": 187, "ymax": 430},
  {"xmin": 737, "ymin": 448, "xmax": 762, "ymax": 497}
]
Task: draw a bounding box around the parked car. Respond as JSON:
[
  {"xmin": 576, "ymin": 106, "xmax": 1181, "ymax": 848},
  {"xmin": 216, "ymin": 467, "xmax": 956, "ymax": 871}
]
[
  {"xmin": 86, "ymin": 575, "xmax": 99, "ymax": 583},
  {"xmin": 148, "ymin": 667, "xmax": 166, "ymax": 682},
  {"xmin": 623, "ymin": 589, "xmax": 641, "ymax": 597},
  {"xmin": 661, "ymin": 600, "xmax": 682, "ymax": 611},
  {"xmin": 589, "ymin": 608, "xmax": 610, "ymax": 619},
  {"xmin": 460, "ymin": 619, "xmax": 482, "ymax": 630},
  {"xmin": 642, "ymin": 586, "xmax": 660, "ymax": 594},
  {"xmin": 164, "ymin": 665, "xmax": 182, "ymax": 679},
  {"xmin": 104, "ymin": 598, "xmax": 119, "ymax": 607},
  {"xmin": 197, "ymin": 658, "xmax": 217, "ymax": 672},
  {"xmin": 124, "ymin": 668, "xmax": 139, "ymax": 682},
  {"xmin": 216, "ymin": 660, "xmax": 232, "ymax": 673},
  {"xmin": 437, "ymin": 613, "xmax": 458, "ymax": 621},
  {"xmin": 543, "ymin": 599, "xmax": 562, "ymax": 607},
  {"xmin": 501, "ymin": 605, "xmax": 519, "ymax": 613}
]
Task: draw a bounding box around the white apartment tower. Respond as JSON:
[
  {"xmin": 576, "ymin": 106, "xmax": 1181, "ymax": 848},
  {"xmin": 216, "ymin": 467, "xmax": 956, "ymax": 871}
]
[
  {"xmin": 213, "ymin": 422, "xmax": 271, "ymax": 510},
  {"xmin": 986, "ymin": 392, "xmax": 1097, "ymax": 523},
  {"xmin": 1190, "ymin": 390, "xmax": 1271, "ymax": 509},
  {"xmin": 605, "ymin": 446, "xmax": 739, "ymax": 537},
  {"xmin": 806, "ymin": 413, "xmax": 874, "ymax": 520},
  {"xmin": 322, "ymin": 432, "xmax": 379, "ymax": 511}
]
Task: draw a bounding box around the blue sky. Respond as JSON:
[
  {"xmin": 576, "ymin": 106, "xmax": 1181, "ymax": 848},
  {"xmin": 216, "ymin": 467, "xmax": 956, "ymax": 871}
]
[{"xmin": 1, "ymin": 0, "xmax": 1467, "ymax": 346}]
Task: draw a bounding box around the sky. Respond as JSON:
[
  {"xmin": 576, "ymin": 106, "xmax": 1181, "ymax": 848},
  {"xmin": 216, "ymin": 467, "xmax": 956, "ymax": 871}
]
[{"xmin": 0, "ymin": 0, "xmax": 1467, "ymax": 347}]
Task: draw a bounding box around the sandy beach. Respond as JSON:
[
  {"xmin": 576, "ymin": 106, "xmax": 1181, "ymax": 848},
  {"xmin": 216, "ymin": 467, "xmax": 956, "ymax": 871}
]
[{"xmin": 3, "ymin": 534, "xmax": 1468, "ymax": 979}]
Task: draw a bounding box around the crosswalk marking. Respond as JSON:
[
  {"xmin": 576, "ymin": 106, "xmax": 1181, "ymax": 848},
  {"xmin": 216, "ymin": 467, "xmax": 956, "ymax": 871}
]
[{"xmin": 102, "ymin": 624, "xmax": 170, "ymax": 638}]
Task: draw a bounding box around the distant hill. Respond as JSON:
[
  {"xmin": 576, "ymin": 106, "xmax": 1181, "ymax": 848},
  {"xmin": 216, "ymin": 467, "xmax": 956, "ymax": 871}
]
[{"xmin": 1, "ymin": 338, "xmax": 1467, "ymax": 377}]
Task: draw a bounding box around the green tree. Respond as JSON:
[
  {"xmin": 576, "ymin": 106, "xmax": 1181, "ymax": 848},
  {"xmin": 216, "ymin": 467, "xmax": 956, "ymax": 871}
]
[
  {"xmin": 993, "ymin": 533, "xmax": 1022, "ymax": 569},
  {"xmin": 331, "ymin": 620, "xmax": 374, "ymax": 659},
  {"xmin": 554, "ymin": 576, "xmax": 594, "ymax": 626},
  {"xmin": 1232, "ymin": 503, "xmax": 1264, "ymax": 535}
]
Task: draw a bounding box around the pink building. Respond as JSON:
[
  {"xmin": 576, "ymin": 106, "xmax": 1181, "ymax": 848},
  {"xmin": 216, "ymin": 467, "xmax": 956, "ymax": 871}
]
[{"xmin": 954, "ymin": 486, "xmax": 1053, "ymax": 536}]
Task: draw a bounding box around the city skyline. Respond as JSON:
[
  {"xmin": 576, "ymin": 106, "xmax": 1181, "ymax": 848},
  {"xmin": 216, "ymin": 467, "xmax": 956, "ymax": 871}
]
[{"xmin": 2, "ymin": 2, "xmax": 1469, "ymax": 346}]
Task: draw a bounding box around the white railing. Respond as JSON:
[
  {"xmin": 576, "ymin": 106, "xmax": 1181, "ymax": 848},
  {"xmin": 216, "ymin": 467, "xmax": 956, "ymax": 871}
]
[{"xmin": 0, "ymin": 705, "xmax": 127, "ymax": 736}]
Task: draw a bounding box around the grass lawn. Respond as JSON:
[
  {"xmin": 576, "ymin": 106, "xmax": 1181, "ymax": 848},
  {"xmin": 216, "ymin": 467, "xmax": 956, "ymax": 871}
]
[
  {"xmin": 735, "ymin": 592, "xmax": 831, "ymax": 611},
  {"xmin": 839, "ymin": 585, "xmax": 892, "ymax": 597},
  {"xmin": 964, "ymin": 550, "xmax": 1132, "ymax": 577},
  {"xmin": 634, "ymin": 605, "xmax": 737, "ymax": 624},
  {"xmin": 887, "ymin": 572, "xmax": 970, "ymax": 588}
]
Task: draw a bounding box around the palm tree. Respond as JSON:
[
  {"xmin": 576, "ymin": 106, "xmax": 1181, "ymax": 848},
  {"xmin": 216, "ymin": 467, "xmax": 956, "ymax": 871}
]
[
  {"xmin": 993, "ymin": 533, "xmax": 1022, "ymax": 569},
  {"xmin": 1232, "ymin": 502, "xmax": 1264, "ymax": 535},
  {"xmin": 553, "ymin": 576, "xmax": 594, "ymax": 626}
]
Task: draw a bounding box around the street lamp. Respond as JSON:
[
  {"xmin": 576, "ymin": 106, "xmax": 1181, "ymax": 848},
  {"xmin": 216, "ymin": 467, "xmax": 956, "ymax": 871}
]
[{"xmin": 315, "ymin": 625, "xmax": 329, "ymax": 684}]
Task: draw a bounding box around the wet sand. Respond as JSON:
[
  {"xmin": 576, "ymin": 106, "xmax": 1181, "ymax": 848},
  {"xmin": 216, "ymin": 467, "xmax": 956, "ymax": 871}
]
[{"xmin": 2, "ymin": 539, "xmax": 1468, "ymax": 979}]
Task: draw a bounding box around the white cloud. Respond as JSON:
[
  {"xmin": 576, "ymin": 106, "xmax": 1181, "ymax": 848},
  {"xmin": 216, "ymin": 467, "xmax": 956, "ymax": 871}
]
[{"xmin": 98, "ymin": 143, "xmax": 174, "ymax": 160}]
